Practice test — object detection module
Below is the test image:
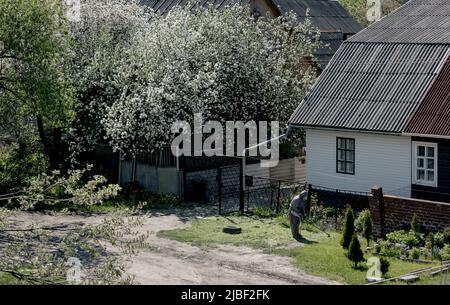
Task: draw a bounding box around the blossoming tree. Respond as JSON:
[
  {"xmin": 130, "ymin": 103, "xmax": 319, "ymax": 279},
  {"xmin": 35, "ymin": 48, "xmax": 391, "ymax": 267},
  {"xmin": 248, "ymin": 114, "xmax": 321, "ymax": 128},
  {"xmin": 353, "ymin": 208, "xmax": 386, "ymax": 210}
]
[{"xmin": 101, "ymin": 3, "xmax": 321, "ymax": 155}]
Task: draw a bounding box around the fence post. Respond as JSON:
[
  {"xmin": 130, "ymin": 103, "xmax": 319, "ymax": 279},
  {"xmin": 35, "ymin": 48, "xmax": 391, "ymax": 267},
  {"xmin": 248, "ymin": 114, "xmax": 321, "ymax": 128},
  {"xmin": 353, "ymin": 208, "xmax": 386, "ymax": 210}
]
[
  {"xmin": 218, "ymin": 167, "xmax": 222, "ymax": 215},
  {"xmin": 181, "ymin": 156, "xmax": 188, "ymax": 202},
  {"xmin": 370, "ymin": 186, "xmax": 385, "ymax": 237},
  {"xmin": 239, "ymin": 160, "xmax": 245, "ymax": 214},
  {"xmin": 276, "ymin": 180, "xmax": 281, "ymax": 213},
  {"xmin": 306, "ymin": 184, "xmax": 312, "ymax": 214}
]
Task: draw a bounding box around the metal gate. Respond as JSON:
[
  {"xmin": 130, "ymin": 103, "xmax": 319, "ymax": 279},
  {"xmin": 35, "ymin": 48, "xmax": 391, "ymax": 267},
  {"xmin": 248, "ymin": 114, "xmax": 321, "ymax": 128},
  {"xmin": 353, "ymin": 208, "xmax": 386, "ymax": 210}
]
[{"xmin": 181, "ymin": 155, "xmax": 305, "ymax": 214}]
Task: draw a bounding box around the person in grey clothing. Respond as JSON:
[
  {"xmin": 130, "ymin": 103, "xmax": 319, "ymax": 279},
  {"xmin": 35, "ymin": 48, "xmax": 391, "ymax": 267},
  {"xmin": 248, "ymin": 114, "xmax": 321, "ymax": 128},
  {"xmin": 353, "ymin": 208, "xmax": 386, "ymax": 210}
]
[{"xmin": 289, "ymin": 190, "xmax": 308, "ymax": 240}]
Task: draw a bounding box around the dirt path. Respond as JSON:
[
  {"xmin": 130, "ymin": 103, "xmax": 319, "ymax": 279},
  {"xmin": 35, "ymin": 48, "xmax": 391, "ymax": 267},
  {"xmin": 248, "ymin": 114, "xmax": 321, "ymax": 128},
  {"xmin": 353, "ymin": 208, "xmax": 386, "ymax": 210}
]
[
  {"xmin": 126, "ymin": 209, "xmax": 338, "ymax": 285},
  {"xmin": 10, "ymin": 208, "xmax": 339, "ymax": 285}
]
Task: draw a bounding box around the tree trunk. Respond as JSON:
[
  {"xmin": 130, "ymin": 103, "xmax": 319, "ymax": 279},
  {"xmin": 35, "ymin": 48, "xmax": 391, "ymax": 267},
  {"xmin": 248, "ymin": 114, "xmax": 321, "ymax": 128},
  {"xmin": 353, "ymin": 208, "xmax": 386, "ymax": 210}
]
[
  {"xmin": 37, "ymin": 116, "xmax": 50, "ymax": 157},
  {"xmin": 36, "ymin": 116, "xmax": 62, "ymax": 171},
  {"xmin": 50, "ymin": 127, "xmax": 61, "ymax": 171}
]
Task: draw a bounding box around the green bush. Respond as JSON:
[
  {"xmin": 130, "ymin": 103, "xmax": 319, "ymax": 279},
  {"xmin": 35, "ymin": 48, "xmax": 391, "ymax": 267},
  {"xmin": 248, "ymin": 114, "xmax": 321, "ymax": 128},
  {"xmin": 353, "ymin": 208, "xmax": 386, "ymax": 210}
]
[
  {"xmin": 434, "ymin": 232, "xmax": 446, "ymax": 248},
  {"xmin": 378, "ymin": 240, "xmax": 402, "ymax": 258},
  {"xmin": 253, "ymin": 207, "xmax": 275, "ymax": 218},
  {"xmin": 386, "ymin": 230, "xmax": 422, "ymax": 248},
  {"xmin": 411, "ymin": 213, "xmax": 420, "ymax": 234},
  {"xmin": 347, "ymin": 233, "xmax": 364, "ymax": 268},
  {"xmin": 341, "ymin": 206, "xmax": 355, "ymax": 250},
  {"xmin": 379, "ymin": 257, "xmax": 390, "ymax": 276},
  {"xmin": 408, "ymin": 248, "xmax": 421, "ymax": 260},
  {"xmin": 444, "ymin": 227, "xmax": 450, "ymax": 245},
  {"xmin": 355, "ymin": 209, "xmax": 373, "ymax": 246},
  {"xmin": 0, "ymin": 144, "xmax": 48, "ymax": 194},
  {"xmin": 438, "ymin": 245, "xmax": 450, "ymax": 261}
]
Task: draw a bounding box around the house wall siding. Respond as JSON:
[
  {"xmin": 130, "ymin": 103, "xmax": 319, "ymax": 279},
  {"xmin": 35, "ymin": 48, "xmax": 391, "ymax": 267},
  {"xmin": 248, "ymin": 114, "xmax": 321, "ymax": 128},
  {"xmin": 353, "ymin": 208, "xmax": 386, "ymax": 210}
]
[
  {"xmin": 411, "ymin": 137, "xmax": 450, "ymax": 203},
  {"xmin": 306, "ymin": 129, "xmax": 412, "ymax": 197}
]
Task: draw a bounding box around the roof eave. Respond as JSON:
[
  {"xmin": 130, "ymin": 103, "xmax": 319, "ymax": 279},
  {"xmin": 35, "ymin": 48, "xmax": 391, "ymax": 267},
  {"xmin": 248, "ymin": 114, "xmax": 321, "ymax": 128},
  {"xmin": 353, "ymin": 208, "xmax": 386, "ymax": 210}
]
[
  {"xmin": 289, "ymin": 124, "xmax": 402, "ymax": 136},
  {"xmin": 402, "ymin": 133, "xmax": 450, "ymax": 140}
]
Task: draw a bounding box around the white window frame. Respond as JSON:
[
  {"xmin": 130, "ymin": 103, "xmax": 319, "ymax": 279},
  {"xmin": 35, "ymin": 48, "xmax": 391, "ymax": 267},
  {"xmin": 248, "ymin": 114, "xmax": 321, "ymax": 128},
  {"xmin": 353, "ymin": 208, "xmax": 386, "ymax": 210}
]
[{"xmin": 412, "ymin": 141, "xmax": 438, "ymax": 187}]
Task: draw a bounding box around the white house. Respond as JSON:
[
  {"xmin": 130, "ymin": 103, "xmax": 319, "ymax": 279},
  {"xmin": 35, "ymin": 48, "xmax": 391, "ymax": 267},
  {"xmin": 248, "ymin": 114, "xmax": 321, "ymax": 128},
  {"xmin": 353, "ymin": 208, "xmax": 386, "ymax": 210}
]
[{"xmin": 288, "ymin": 0, "xmax": 450, "ymax": 203}]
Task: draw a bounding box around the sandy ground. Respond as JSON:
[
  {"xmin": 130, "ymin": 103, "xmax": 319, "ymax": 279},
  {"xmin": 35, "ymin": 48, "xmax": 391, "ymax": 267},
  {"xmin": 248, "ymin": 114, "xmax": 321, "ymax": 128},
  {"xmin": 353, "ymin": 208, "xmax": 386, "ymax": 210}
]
[{"xmin": 9, "ymin": 207, "xmax": 339, "ymax": 285}]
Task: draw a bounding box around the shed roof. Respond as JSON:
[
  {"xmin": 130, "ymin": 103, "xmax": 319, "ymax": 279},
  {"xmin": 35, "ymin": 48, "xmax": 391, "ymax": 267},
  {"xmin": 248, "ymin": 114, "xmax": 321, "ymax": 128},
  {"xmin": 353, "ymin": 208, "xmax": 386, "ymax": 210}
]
[
  {"xmin": 314, "ymin": 31, "xmax": 344, "ymax": 69},
  {"xmin": 404, "ymin": 55, "xmax": 450, "ymax": 137},
  {"xmin": 272, "ymin": 0, "xmax": 362, "ymax": 34}
]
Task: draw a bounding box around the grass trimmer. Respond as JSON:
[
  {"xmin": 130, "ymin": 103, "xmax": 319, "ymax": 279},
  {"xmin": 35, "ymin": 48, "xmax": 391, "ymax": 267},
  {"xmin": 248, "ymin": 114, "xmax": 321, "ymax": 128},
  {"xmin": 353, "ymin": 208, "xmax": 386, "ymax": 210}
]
[{"xmin": 300, "ymin": 215, "xmax": 331, "ymax": 237}]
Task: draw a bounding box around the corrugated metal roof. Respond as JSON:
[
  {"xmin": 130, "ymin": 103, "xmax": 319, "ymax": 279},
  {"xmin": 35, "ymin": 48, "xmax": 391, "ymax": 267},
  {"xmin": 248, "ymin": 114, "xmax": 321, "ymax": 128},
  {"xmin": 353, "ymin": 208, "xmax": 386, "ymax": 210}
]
[
  {"xmin": 404, "ymin": 54, "xmax": 450, "ymax": 136},
  {"xmin": 289, "ymin": 42, "xmax": 450, "ymax": 133},
  {"xmin": 140, "ymin": 0, "xmax": 247, "ymax": 15},
  {"xmin": 314, "ymin": 31, "xmax": 344, "ymax": 69},
  {"xmin": 272, "ymin": 0, "xmax": 362, "ymax": 34},
  {"xmin": 349, "ymin": 0, "xmax": 450, "ymax": 44},
  {"xmin": 142, "ymin": 0, "xmax": 362, "ymax": 34}
]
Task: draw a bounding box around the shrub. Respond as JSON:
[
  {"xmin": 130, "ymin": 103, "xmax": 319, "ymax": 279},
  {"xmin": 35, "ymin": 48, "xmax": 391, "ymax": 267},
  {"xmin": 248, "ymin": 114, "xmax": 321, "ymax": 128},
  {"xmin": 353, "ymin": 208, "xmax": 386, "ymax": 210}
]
[
  {"xmin": 411, "ymin": 213, "xmax": 420, "ymax": 234},
  {"xmin": 386, "ymin": 230, "xmax": 422, "ymax": 248},
  {"xmin": 253, "ymin": 207, "xmax": 275, "ymax": 218},
  {"xmin": 379, "ymin": 257, "xmax": 390, "ymax": 276},
  {"xmin": 378, "ymin": 240, "xmax": 402, "ymax": 258},
  {"xmin": 355, "ymin": 209, "xmax": 373, "ymax": 246},
  {"xmin": 433, "ymin": 232, "xmax": 445, "ymax": 249},
  {"xmin": 341, "ymin": 206, "xmax": 355, "ymax": 250},
  {"xmin": 444, "ymin": 227, "xmax": 450, "ymax": 245},
  {"xmin": 438, "ymin": 245, "xmax": 450, "ymax": 261},
  {"xmin": 301, "ymin": 198, "xmax": 343, "ymax": 231},
  {"xmin": 409, "ymin": 248, "xmax": 421, "ymax": 260},
  {"xmin": 347, "ymin": 233, "xmax": 364, "ymax": 268},
  {"xmin": 426, "ymin": 233, "xmax": 435, "ymax": 251},
  {"xmin": 0, "ymin": 143, "xmax": 48, "ymax": 194}
]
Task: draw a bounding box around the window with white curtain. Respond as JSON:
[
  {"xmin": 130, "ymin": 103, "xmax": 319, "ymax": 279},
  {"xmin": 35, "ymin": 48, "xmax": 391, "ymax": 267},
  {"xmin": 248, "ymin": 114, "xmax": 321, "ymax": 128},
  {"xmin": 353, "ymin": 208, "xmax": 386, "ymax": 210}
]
[{"xmin": 413, "ymin": 142, "xmax": 438, "ymax": 187}]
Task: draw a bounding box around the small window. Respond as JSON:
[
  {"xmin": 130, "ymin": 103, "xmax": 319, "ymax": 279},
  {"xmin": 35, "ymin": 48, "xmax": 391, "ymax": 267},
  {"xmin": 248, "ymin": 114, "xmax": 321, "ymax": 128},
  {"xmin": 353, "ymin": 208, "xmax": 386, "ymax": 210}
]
[
  {"xmin": 413, "ymin": 142, "xmax": 438, "ymax": 187},
  {"xmin": 336, "ymin": 138, "xmax": 355, "ymax": 175}
]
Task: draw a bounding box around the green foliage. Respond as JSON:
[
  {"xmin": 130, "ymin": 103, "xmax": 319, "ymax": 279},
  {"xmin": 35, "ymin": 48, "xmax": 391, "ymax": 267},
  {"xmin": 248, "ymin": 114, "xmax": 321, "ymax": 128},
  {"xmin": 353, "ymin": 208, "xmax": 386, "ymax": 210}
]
[
  {"xmin": 411, "ymin": 213, "xmax": 420, "ymax": 234},
  {"xmin": 433, "ymin": 232, "xmax": 445, "ymax": 248},
  {"xmin": 253, "ymin": 207, "xmax": 276, "ymax": 219},
  {"xmin": 0, "ymin": 143, "xmax": 48, "ymax": 194},
  {"xmin": 279, "ymin": 128, "xmax": 305, "ymax": 159},
  {"xmin": 0, "ymin": 0, "xmax": 75, "ymax": 132},
  {"xmin": 437, "ymin": 245, "xmax": 450, "ymax": 261},
  {"xmin": 378, "ymin": 240, "xmax": 403, "ymax": 258},
  {"xmin": 379, "ymin": 257, "xmax": 390, "ymax": 276},
  {"xmin": 304, "ymin": 196, "xmax": 343, "ymax": 231},
  {"xmin": 355, "ymin": 209, "xmax": 373, "ymax": 245},
  {"xmin": 341, "ymin": 206, "xmax": 355, "ymax": 249},
  {"xmin": 339, "ymin": 0, "xmax": 404, "ymax": 27},
  {"xmin": 347, "ymin": 233, "xmax": 364, "ymax": 268},
  {"xmin": 3, "ymin": 165, "xmax": 121, "ymax": 210},
  {"xmin": 444, "ymin": 227, "xmax": 450, "ymax": 245},
  {"xmin": 409, "ymin": 248, "xmax": 421, "ymax": 260},
  {"xmin": 386, "ymin": 230, "xmax": 422, "ymax": 248}
]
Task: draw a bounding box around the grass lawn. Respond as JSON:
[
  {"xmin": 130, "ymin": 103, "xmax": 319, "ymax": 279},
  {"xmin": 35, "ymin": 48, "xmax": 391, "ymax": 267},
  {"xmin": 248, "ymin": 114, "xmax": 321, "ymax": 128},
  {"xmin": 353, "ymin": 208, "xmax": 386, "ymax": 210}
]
[{"xmin": 159, "ymin": 214, "xmax": 449, "ymax": 285}]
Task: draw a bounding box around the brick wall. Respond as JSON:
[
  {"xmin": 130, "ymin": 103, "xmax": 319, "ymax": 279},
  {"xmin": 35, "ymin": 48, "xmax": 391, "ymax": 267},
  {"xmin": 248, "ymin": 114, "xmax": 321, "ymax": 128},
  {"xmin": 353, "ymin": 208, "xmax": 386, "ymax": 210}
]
[{"xmin": 369, "ymin": 186, "xmax": 450, "ymax": 237}]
